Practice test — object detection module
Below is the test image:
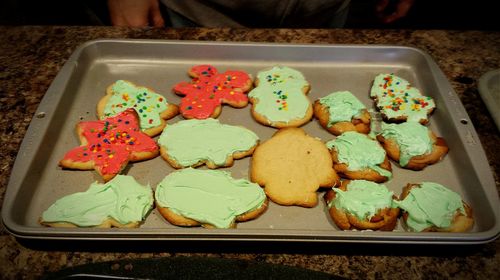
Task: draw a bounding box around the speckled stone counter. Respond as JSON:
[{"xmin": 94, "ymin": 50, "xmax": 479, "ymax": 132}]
[{"xmin": 0, "ymin": 26, "xmax": 499, "ymax": 279}]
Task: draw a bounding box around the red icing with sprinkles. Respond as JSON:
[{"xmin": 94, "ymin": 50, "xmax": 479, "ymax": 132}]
[
  {"xmin": 173, "ymin": 65, "xmax": 251, "ymax": 119},
  {"xmin": 62, "ymin": 109, "xmax": 158, "ymax": 178}
]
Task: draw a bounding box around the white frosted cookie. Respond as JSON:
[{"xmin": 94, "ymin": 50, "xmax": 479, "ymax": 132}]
[{"xmin": 370, "ymin": 74, "xmax": 435, "ymax": 124}]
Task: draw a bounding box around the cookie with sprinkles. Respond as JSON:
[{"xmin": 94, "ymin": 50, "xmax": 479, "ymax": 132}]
[
  {"xmin": 173, "ymin": 65, "xmax": 252, "ymax": 119},
  {"xmin": 248, "ymin": 66, "xmax": 313, "ymax": 128},
  {"xmin": 60, "ymin": 109, "xmax": 159, "ymax": 182},
  {"xmin": 97, "ymin": 80, "xmax": 178, "ymax": 137},
  {"xmin": 370, "ymin": 73, "xmax": 435, "ymax": 124}
]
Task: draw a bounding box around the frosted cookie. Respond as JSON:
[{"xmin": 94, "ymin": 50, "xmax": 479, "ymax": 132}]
[
  {"xmin": 396, "ymin": 182, "xmax": 474, "ymax": 232},
  {"xmin": 155, "ymin": 168, "xmax": 268, "ymax": 229},
  {"xmin": 370, "ymin": 73, "xmax": 435, "ymax": 124},
  {"xmin": 251, "ymin": 128, "xmax": 340, "ymax": 207},
  {"xmin": 158, "ymin": 118, "xmax": 259, "ymax": 169},
  {"xmin": 173, "ymin": 65, "xmax": 252, "ymax": 119},
  {"xmin": 97, "ymin": 80, "xmax": 179, "ymax": 137},
  {"xmin": 377, "ymin": 122, "xmax": 449, "ymax": 170},
  {"xmin": 324, "ymin": 180, "xmax": 400, "ymax": 231},
  {"xmin": 40, "ymin": 175, "xmax": 153, "ymax": 228},
  {"xmin": 326, "ymin": 131, "xmax": 392, "ymax": 183},
  {"xmin": 248, "ymin": 66, "xmax": 313, "ymax": 128},
  {"xmin": 314, "ymin": 91, "xmax": 371, "ymax": 135},
  {"xmin": 59, "ymin": 109, "xmax": 159, "ymax": 182}
]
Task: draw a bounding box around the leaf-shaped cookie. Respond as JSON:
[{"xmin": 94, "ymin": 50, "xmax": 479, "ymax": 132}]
[
  {"xmin": 40, "ymin": 175, "xmax": 153, "ymax": 228},
  {"xmin": 158, "ymin": 118, "xmax": 259, "ymax": 169},
  {"xmin": 155, "ymin": 168, "xmax": 268, "ymax": 228}
]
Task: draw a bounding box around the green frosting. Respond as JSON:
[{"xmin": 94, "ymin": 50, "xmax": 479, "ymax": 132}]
[
  {"xmin": 380, "ymin": 122, "xmax": 433, "ymax": 166},
  {"xmin": 248, "ymin": 66, "xmax": 310, "ymax": 123},
  {"xmin": 326, "ymin": 131, "xmax": 392, "ymax": 179},
  {"xmin": 370, "ymin": 74, "xmax": 435, "ymax": 122},
  {"xmin": 158, "ymin": 118, "xmax": 259, "ymax": 167},
  {"xmin": 103, "ymin": 80, "xmax": 169, "ymax": 129},
  {"xmin": 155, "ymin": 168, "xmax": 266, "ymax": 229},
  {"xmin": 329, "ymin": 180, "xmax": 395, "ymax": 220},
  {"xmin": 319, "ymin": 91, "xmax": 366, "ymax": 126},
  {"xmin": 395, "ymin": 182, "xmax": 466, "ymax": 232},
  {"xmin": 42, "ymin": 175, "xmax": 153, "ymax": 227}
]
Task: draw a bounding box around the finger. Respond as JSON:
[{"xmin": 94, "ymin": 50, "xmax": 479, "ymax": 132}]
[
  {"xmin": 383, "ymin": 0, "xmax": 414, "ymax": 23},
  {"xmin": 150, "ymin": 3, "xmax": 165, "ymax": 27}
]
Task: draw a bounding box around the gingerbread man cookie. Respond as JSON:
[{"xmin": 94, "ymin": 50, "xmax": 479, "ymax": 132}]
[
  {"xmin": 173, "ymin": 65, "xmax": 252, "ymax": 119},
  {"xmin": 97, "ymin": 80, "xmax": 178, "ymax": 137},
  {"xmin": 60, "ymin": 109, "xmax": 159, "ymax": 182},
  {"xmin": 248, "ymin": 66, "xmax": 313, "ymax": 128}
]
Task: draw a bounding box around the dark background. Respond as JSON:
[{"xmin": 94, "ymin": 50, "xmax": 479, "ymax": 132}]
[{"xmin": 0, "ymin": 0, "xmax": 498, "ymax": 30}]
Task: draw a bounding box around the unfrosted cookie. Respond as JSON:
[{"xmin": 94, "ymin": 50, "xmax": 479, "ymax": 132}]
[
  {"xmin": 40, "ymin": 175, "xmax": 153, "ymax": 228},
  {"xmin": 326, "ymin": 131, "xmax": 392, "ymax": 183},
  {"xmin": 155, "ymin": 168, "xmax": 268, "ymax": 229},
  {"xmin": 314, "ymin": 91, "xmax": 371, "ymax": 135},
  {"xmin": 59, "ymin": 109, "xmax": 159, "ymax": 182},
  {"xmin": 396, "ymin": 182, "xmax": 474, "ymax": 232},
  {"xmin": 158, "ymin": 118, "xmax": 259, "ymax": 169},
  {"xmin": 173, "ymin": 65, "xmax": 252, "ymax": 119},
  {"xmin": 248, "ymin": 66, "xmax": 313, "ymax": 128},
  {"xmin": 324, "ymin": 180, "xmax": 400, "ymax": 231},
  {"xmin": 377, "ymin": 122, "xmax": 449, "ymax": 170},
  {"xmin": 97, "ymin": 80, "xmax": 178, "ymax": 137},
  {"xmin": 251, "ymin": 128, "xmax": 340, "ymax": 207},
  {"xmin": 370, "ymin": 73, "xmax": 435, "ymax": 124}
]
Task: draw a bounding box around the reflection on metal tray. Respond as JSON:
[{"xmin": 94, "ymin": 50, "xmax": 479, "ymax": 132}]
[{"xmin": 2, "ymin": 40, "xmax": 499, "ymax": 244}]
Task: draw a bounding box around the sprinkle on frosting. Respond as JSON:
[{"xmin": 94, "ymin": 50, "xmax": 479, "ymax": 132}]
[
  {"xmin": 370, "ymin": 74, "xmax": 435, "ymax": 123},
  {"xmin": 103, "ymin": 80, "xmax": 169, "ymax": 130},
  {"xmin": 173, "ymin": 65, "xmax": 251, "ymax": 119},
  {"xmin": 248, "ymin": 66, "xmax": 310, "ymax": 124},
  {"xmin": 62, "ymin": 109, "xmax": 158, "ymax": 179}
]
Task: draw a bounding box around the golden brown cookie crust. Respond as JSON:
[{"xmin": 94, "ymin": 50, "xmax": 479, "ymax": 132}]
[
  {"xmin": 313, "ymin": 100, "xmax": 371, "ymax": 135},
  {"xmin": 251, "ymin": 128, "xmax": 340, "ymax": 207}
]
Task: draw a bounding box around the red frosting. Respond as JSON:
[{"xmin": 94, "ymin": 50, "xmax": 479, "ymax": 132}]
[
  {"xmin": 173, "ymin": 65, "xmax": 251, "ymax": 119},
  {"xmin": 62, "ymin": 109, "xmax": 158, "ymax": 179}
]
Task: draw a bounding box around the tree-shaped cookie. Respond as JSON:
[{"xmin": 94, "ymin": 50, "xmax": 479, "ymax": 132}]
[
  {"xmin": 60, "ymin": 109, "xmax": 159, "ymax": 182},
  {"xmin": 173, "ymin": 65, "xmax": 252, "ymax": 119},
  {"xmin": 250, "ymin": 128, "xmax": 340, "ymax": 207},
  {"xmin": 97, "ymin": 80, "xmax": 178, "ymax": 137}
]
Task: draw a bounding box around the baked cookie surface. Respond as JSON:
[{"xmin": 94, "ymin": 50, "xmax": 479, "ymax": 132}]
[
  {"xmin": 97, "ymin": 80, "xmax": 178, "ymax": 137},
  {"xmin": 370, "ymin": 73, "xmax": 435, "ymax": 124},
  {"xmin": 314, "ymin": 91, "xmax": 371, "ymax": 135},
  {"xmin": 173, "ymin": 65, "xmax": 252, "ymax": 119},
  {"xmin": 251, "ymin": 127, "xmax": 340, "ymax": 207},
  {"xmin": 155, "ymin": 168, "xmax": 267, "ymax": 229},
  {"xmin": 157, "ymin": 118, "xmax": 259, "ymax": 169},
  {"xmin": 396, "ymin": 182, "xmax": 474, "ymax": 232},
  {"xmin": 326, "ymin": 131, "xmax": 392, "ymax": 182},
  {"xmin": 59, "ymin": 109, "xmax": 159, "ymax": 182},
  {"xmin": 248, "ymin": 66, "xmax": 313, "ymax": 128},
  {"xmin": 324, "ymin": 180, "xmax": 399, "ymax": 231},
  {"xmin": 377, "ymin": 122, "xmax": 449, "ymax": 170},
  {"xmin": 40, "ymin": 175, "xmax": 153, "ymax": 228}
]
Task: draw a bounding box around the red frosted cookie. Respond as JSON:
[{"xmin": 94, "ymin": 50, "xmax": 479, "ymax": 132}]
[
  {"xmin": 59, "ymin": 109, "xmax": 159, "ymax": 182},
  {"xmin": 173, "ymin": 65, "xmax": 252, "ymax": 119}
]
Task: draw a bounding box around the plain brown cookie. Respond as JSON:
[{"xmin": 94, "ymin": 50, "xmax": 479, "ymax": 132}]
[{"xmin": 251, "ymin": 128, "xmax": 340, "ymax": 207}]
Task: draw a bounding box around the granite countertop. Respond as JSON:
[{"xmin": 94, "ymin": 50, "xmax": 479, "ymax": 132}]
[{"xmin": 0, "ymin": 26, "xmax": 499, "ymax": 279}]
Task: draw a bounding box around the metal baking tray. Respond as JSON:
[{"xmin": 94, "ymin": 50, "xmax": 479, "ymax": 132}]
[{"xmin": 3, "ymin": 39, "xmax": 499, "ymax": 244}]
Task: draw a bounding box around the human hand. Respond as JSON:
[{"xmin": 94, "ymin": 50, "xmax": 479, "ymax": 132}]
[
  {"xmin": 108, "ymin": 0, "xmax": 164, "ymax": 27},
  {"xmin": 375, "ymin": 0, "xmax": 415, "ymax": 24}
]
